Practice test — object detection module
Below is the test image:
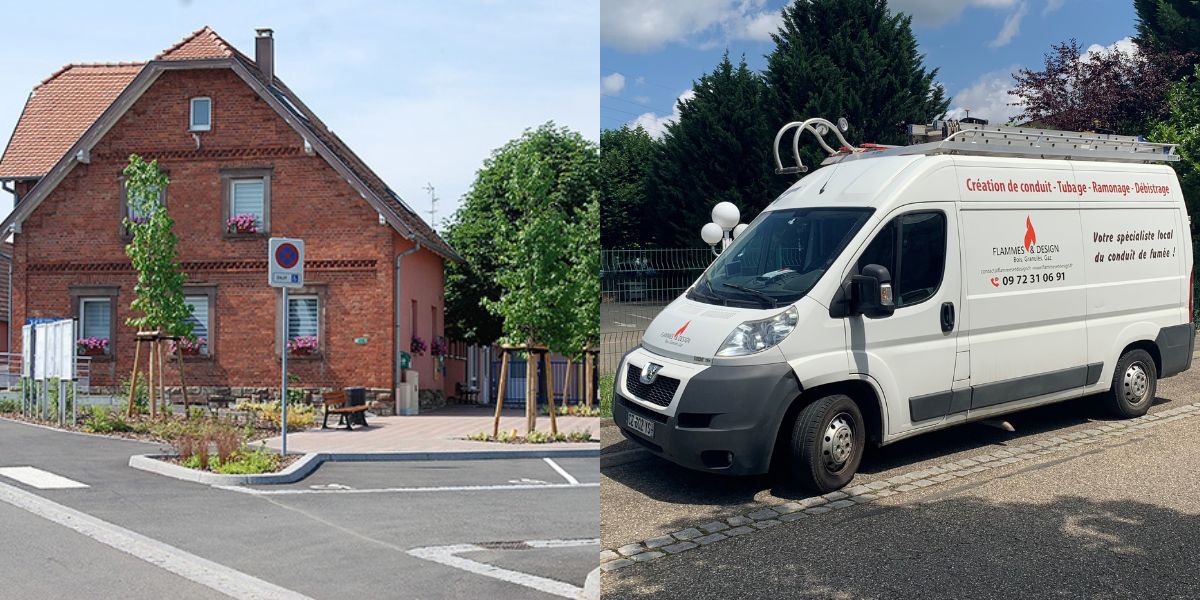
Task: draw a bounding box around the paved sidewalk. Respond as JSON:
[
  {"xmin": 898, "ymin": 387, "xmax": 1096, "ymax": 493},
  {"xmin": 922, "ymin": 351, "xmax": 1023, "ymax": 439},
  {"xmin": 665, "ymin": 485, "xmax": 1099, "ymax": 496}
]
[{"xmin": 262, "ymin": 405, "xmax": 600, "ymax": 453}]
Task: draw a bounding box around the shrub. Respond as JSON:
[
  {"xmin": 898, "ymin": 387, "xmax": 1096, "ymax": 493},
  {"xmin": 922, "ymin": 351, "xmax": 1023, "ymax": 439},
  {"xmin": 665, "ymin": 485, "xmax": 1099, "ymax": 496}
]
[
  {"xmin": 599, "ymin": 374, "xmax": 614, "ymax": 418},
  {"xmin": 118, "ymin": 377, "xmax": 149, "ymax": 415},
  {"xmin": 0, "ymin": 398, "xmax": 17, "ymax": 413},
  {"xmin": 212, "ymin": 447, "xmax": 280, "ymax": 475},
  {"xmin": 82, "ymin": 406, "xmax": 134, "ymax": 434},
  {"xmin": 213, "ymin": 428, "xmax": 239, "ymax": 465},
  {"xmin": 234, "ymin": 400, "xmax": 315, "ymax": 429}
]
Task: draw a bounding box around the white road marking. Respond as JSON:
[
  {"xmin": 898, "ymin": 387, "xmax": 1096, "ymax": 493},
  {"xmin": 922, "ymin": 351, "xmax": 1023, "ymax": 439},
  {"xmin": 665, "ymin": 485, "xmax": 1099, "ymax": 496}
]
[
  {"xmin": 543, "ymin": 458, "xmax": 580, "ymax": 485},
  {"xmin": 0, "ymin": 481, "xmax": 311, "ymax": 600},
  {"xmin": 0, "ymin": 466, "xmax": 89, "ymax": 489},
  {"xmin": 407, "ymin": 538, "xmax": 599, "ymax": 599},
  {"xmin": 508, "ymin": 478, "xmax": 551, "ymax": 485},
  {"xmin": 216, "ymin": 481, "xmax": 599, "ymax": 495}
]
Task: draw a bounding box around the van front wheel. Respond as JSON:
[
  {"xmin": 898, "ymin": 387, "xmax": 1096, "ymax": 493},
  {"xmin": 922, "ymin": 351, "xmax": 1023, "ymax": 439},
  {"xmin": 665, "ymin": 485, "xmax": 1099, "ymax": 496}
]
[
  {"xmin": 1106, "ymin": 349, "xmax": 1157, "ymax": 418},
  {"xmin": 789, "ymin": 394, "xmax": 865, "ymax": 493}
]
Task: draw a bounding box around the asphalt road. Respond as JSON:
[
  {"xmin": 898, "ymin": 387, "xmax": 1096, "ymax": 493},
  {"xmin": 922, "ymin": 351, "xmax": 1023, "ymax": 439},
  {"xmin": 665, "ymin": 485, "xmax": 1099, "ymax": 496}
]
[
  {"xmin": 0, "ymin": 420, "xmax": 598, "ymax": 599},
  {"xmin": 601, "ymin": 361, "xmax": 1200, "ymax": 599}
]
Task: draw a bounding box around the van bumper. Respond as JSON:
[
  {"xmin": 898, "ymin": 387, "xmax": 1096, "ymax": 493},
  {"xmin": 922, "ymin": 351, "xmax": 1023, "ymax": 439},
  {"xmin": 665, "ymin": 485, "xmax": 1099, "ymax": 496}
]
[{"xmin": 613, "ymin": 353, "xmax": 801, "ymax": 476}]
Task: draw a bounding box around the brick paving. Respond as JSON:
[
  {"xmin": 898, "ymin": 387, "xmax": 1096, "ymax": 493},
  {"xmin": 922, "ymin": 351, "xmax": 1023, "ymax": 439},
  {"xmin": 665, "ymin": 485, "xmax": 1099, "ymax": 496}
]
[{"xmin": 261, "ymin": 405, "xmax": 600, "ymax": 453}]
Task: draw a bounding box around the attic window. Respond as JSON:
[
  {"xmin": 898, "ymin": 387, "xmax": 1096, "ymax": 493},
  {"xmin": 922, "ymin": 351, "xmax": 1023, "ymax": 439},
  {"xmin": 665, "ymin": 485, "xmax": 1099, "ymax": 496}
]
[{"xmin": 190, "ymin": 97, "xmax": 211, "ymax": 131}]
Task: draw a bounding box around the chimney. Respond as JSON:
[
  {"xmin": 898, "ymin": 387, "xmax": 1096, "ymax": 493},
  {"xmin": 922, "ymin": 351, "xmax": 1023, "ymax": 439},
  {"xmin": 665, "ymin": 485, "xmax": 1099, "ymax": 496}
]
[{"xmin": 255, "ymin": 28, "xmax": 274, "ymax": 83}]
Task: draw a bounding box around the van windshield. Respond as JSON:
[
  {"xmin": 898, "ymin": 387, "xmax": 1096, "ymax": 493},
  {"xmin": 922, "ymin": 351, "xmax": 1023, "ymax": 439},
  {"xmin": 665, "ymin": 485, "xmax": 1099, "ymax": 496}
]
[{"xmin": 689, "ymin": 207, "xmax": 874, "ymax": 308}]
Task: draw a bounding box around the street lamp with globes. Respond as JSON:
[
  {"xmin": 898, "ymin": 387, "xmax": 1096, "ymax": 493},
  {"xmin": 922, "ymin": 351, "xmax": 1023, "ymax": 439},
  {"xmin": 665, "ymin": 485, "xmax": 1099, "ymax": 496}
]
[{"xmin": 702, "ymin": 201, "xmax": 747, "ymax": 255}]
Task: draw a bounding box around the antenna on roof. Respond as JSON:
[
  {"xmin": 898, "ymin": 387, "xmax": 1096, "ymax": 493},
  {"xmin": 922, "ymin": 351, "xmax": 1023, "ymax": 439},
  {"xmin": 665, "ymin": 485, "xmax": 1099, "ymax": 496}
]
[{"xmin": 423, "ymin": 183, "xmax": 439, "ymax": 232}]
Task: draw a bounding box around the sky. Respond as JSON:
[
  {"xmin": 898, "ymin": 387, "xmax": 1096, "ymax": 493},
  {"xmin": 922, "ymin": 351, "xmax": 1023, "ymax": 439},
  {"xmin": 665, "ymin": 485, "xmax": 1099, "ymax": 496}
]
[
  {"xmin": 0, "ymin": 0, "xmax": 599, "ymax": 228},
  {"xmin": 601, "ymin": 0, "xmax": 1139, "ymax": 137}
]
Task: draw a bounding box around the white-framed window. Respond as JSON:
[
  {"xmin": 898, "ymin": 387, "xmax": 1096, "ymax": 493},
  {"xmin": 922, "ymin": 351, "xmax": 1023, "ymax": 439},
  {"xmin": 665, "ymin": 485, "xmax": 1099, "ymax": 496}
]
[
  {"xmin": 184, "ymin": 295, "xmax": 210, "ymax": 354},
  {"xmin": 79, "ymin": 298, "xmax": 112, "ymax": 347},
  {"xmin": 230, "ymin": 178, "xmax": 266, "ymax": 232},
  {"xmin": 122, "ymin": 179, "xmax": 165, "ymax": 227},
  {"xmin": 287, "ymin": 295, "xmax": 320, "ymax": 341},
  {"xmin": 190, "ymin": 97, "xmax": 211, "ymax": 131}
]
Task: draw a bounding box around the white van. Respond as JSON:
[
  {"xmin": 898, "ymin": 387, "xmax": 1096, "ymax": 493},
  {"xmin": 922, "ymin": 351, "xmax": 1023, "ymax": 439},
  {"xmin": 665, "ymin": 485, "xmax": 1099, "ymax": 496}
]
[{"xmin": 614, "ymin": 118, "xmax": 1195, "ymax": 492}]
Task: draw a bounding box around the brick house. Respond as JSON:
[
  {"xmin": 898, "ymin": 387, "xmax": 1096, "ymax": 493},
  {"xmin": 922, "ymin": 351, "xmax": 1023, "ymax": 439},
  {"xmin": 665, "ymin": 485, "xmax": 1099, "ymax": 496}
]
[{"xmin": 0, "ymin": 27, "xmax": 460, "ymax": 404}]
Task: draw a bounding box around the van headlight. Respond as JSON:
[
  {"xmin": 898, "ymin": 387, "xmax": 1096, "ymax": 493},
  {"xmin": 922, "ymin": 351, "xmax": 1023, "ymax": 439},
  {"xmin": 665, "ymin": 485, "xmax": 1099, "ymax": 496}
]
[{"xmin": 716, "ymin": 306, "xmax": 799, "ymax": 357}]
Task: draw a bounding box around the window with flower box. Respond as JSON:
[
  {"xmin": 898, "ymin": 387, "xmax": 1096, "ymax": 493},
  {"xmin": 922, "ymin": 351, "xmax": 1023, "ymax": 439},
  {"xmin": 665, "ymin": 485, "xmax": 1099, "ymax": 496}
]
[
  {"xmin": 70, "ymin": 286, "xmax": 118, "ymax": 359},
  {"xmin": 220, "ymin": 168, "xmax": 271, "ymax": 237},
  {"xmin": 278, "ymin": 285, "xmax": 324, "ymax": 358}
]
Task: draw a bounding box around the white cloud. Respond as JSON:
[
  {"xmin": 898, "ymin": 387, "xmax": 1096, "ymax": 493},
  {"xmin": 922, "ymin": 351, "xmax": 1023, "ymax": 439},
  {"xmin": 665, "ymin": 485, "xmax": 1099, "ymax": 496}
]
[
  {"xmin": 601, "ymin": 0, "xmax": 782, "ymax": 53},
  {"xmin": 633, "ymin": 95, "xmax": 650, "ymax": 104},
  {"xmin": 989, "ymin": 1, "xmax": 1028, "ymax": 48},
  {"xmin": 889, "ymin": 0, "xmax": 1018, "ymax": 27},
  {"xmin": 1084, "ymin": 36, "xmax": 1136, "ymax": 58},
  {"xmin": 944, "ymin": 66, "xmax": 1024, "ymax": 125},
  {"xmin": 630, "ymin": 89, "xmax": 696, "ymax": 138},
  {"xmin": 634, "ymin": 75, "xmax": 646, "ymax": 85},
  {"xmin": 1042, "ymin": 0, "xmax": 1065, "ymax": 15},
  {"xmin": 601, "ymin": 72, "xmax": 627, "ymax": 96}
]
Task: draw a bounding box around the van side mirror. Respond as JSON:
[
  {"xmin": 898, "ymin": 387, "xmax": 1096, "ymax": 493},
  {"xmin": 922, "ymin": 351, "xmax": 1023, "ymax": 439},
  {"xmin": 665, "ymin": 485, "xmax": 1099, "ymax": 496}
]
[{"xmin": 850, "ymin": 264, "xmax": 895, "ymax": 318}]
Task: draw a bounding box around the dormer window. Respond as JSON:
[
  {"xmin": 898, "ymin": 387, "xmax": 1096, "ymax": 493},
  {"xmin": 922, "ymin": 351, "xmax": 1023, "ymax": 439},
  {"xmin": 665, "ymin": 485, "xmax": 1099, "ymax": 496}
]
[{"xmin": 190, "ymin": 97, "xmax": 211, "ymax": 131}]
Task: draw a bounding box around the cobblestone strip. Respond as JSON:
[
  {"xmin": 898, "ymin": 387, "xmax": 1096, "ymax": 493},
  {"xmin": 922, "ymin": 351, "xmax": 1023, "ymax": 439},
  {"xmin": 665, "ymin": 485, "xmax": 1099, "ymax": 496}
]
[{"xmin": 599, "ymin": 402, "xmax": 1200, "ymax": 572}]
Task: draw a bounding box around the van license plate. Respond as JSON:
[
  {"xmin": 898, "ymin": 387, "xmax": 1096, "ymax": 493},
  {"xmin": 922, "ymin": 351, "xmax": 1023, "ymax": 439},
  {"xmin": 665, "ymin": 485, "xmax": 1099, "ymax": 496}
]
[{"xmin": 626, "ymin": 412, "xmax": 655, "ymax": 438}]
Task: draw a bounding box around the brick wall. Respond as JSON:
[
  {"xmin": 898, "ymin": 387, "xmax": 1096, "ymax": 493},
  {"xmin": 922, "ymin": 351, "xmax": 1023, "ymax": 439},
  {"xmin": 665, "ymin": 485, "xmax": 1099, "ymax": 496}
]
[{"xmin": 11, "ymin": 68, "xmax": 447, "ymax": 392}]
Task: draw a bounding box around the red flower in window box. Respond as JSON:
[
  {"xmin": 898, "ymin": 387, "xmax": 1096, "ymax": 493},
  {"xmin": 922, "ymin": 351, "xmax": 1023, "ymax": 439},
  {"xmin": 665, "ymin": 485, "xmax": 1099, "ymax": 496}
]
[
  {"xmin": 168, "ymin": 337, "xmax": 206, "ymax": 356},
  {"xmin": 77, "ymin": 337, "xmax": 109, "ymax": 356},
  {"xmin": 287, "ymin": 336, "xmax": 319, "ymax": 356},
  {"xmin": 226, "ymin": 213, "xmax": 259, "ymax": 234}
]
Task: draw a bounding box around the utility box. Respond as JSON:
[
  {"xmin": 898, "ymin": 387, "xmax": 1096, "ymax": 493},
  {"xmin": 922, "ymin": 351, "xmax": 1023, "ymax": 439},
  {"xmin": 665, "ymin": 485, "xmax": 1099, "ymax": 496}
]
[{"xmin": 396, "ymin": 369, "xmax": 419, "ymax": 416}]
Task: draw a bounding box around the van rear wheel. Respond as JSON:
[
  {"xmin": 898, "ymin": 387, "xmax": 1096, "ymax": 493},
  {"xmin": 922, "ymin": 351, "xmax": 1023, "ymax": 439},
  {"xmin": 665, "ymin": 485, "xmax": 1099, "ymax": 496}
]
[
  {"xmin": 1106, "ymin": 349, "xmax": 1157, "ymax": 418},
  {"xmin": 788, "ymin": 394, "xmax": 865, "ymax": 493}
]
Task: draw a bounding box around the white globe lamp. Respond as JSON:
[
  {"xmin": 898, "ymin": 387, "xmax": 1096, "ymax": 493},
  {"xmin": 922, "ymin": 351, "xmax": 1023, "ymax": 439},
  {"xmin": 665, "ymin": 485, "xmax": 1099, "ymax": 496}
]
[
  {"xmin": 711, "ymin": 202, "xmax": 740, "ymax": 230},
  {"xmin": 701, "ymin": 222, "xmax": 724, "ymax": 246},
  {"xmin": 732, "ymin": 223, "xmax": 749, "ymax": 239}
]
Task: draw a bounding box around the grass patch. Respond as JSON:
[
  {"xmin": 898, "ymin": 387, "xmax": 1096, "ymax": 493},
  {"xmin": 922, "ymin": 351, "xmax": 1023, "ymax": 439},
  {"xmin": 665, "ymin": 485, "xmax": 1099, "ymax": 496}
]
[{"xmin": 599, "ymin": 373, "xmax": 614, "ymax": 418}]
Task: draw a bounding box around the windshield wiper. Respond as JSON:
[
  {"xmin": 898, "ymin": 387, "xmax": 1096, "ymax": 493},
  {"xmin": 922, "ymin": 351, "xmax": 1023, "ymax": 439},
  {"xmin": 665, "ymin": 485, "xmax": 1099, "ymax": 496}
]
[{"xmin": 721, "ymin": 283, "xmax": 777, "ymax": 308}]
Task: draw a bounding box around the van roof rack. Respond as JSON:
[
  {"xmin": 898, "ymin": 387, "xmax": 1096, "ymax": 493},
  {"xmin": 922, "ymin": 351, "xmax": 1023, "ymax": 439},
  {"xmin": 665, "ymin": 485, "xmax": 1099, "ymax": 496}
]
[{"xmin": 774, "ymin": 118, "xmax": 1179, "ymax": 175}]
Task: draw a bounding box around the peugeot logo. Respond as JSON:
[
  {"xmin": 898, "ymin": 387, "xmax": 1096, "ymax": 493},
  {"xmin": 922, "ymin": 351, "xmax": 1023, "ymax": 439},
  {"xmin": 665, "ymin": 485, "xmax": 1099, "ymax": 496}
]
[{"xmin": 640, "ymin": 363, "xmax": 663, "ymax": 385}]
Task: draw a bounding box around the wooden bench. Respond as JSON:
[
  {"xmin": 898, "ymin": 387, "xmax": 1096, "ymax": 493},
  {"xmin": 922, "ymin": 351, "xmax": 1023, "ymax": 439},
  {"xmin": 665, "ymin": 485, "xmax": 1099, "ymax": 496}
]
[{"xmin": 322, "ymin": 390, "xmax": 369, "ymax": 430}]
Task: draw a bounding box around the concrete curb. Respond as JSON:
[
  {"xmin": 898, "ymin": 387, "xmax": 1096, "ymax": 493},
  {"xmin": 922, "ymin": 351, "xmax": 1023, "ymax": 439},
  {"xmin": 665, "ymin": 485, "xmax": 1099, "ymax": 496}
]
[
  {"xmin": 129, "ymin": 447, "xmax": 601, "ymax": 486},
  {"xmin": 129, "ymin": 453, "xmax": 324, "ymax": 486}
]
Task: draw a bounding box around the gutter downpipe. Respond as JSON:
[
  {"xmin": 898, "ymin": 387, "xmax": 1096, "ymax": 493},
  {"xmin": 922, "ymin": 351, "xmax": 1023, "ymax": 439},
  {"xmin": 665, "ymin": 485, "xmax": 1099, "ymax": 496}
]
[
  {"xmin": 2, "ymin": 182, "xmax": 15, "ymax": 356},
  {"xmin": 394, "ymin": 240, "xmax": 421, "ymax": 395}
]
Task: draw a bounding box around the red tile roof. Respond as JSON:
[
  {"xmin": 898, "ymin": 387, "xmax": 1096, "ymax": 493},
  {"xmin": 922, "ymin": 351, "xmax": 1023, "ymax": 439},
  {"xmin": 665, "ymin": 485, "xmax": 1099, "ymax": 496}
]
[
  {"xmin": 0, "ymin": 62, "xmax": 143, "ymax": 178},
  {"xmin": 156, "ymin": 26, "xmax": 236, "ymax": 61}
]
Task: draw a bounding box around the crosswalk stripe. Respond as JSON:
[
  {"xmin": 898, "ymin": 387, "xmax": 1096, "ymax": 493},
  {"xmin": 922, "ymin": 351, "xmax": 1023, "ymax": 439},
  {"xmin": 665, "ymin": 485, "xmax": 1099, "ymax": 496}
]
[{"xmin": 0, "ymin": 466, "xmax": 89, "ymax": 489}]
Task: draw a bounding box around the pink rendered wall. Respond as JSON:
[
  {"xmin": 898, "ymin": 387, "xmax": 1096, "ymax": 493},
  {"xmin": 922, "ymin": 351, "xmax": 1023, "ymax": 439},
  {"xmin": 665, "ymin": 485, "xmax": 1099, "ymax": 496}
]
[{"xmin": 395, "ymin": 233, "xmax": 451, "ymax": 393}]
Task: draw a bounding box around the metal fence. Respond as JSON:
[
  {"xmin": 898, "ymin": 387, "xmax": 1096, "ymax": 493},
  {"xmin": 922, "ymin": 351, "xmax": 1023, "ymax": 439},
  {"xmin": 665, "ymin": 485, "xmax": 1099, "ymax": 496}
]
[
  {"xmin": 488, "ymin": 357, "xmax": 589, "ymax": 407},
  {"xmin": 600, "ymin": 248, "xmax": 712, "ymax": 375}
]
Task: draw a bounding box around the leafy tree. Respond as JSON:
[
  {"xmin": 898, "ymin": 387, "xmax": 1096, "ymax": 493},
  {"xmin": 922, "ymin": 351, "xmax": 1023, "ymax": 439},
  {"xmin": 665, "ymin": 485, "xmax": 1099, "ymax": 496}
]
[
  {"xmin": 652, "ymin": 53, "xmax": 784, "ymax": 247},
  {"xmin": 1136, "ymin": 0, "xmax": 1200, "ymax": 57},
  {"xmin": 123, "ymin": 155, "xmax": 192, "ymax": 338},
  {"xmin": 444, "ymin": 123, "xmax": 599, "ymax": 356},
  {"xmin": 1150, "ymin": 65, "xmax": 1200, "ymax": 243},
  {"xmin": 1010, "ymin": 39, "xmax": 1175, "ymax": 135},
  {"xmin": 600, "ymin": 125, "xmax": 657, "ymax": 249},
  {"xmin": 765, "ymin": 0, "xmax": 948, "ymax": 171}
]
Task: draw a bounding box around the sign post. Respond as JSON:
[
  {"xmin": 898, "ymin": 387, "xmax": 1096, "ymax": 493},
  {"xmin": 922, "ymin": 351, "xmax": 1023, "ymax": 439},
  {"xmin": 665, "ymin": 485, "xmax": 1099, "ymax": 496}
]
[{"xmin": 268, "ymin": 238, "xmax": 304, "ymax": 456}]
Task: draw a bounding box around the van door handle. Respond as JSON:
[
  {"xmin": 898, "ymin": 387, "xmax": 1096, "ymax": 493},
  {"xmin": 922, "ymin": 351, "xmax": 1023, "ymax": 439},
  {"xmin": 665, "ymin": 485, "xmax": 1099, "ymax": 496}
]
[{"xmin": 940, "ymin": 302, "xmax": 955, "ymax": 332}]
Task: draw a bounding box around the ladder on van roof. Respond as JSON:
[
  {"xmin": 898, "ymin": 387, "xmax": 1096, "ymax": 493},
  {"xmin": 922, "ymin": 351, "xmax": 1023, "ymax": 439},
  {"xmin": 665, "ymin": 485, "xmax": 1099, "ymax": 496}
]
[{"xmin": 774, "ymin": 118, "xmax": 1180, "ymax": 175}]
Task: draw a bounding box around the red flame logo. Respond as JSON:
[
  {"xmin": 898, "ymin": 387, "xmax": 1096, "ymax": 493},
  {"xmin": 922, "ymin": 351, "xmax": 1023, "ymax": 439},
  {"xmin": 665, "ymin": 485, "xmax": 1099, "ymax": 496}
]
[
  {"xmin": 674, "ymin": 321, "xmax": 691, "ymax": 338},
  {"xmin": 1023, "ymin": 216, "xmax": 1036, "ymax": 251}
]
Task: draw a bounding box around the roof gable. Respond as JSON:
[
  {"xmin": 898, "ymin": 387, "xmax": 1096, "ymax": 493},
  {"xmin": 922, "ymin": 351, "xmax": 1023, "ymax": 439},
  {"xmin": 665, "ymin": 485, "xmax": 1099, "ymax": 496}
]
[
  {"xmin": 156, "ymin": 26, "xmax": 236, "ymax": 61},
  {"xmin": 0, "ymin": 26, "xmax": 457, "ymax": 260}
]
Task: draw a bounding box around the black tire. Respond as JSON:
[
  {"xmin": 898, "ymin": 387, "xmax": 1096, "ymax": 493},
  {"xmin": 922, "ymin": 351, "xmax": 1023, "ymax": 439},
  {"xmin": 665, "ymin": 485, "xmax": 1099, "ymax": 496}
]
[
  {"xmin": 788, "ymin": 394, "xmax": 865, "ymax": 493},
  {"xmin": 1105, "ymin": 349, "xmax": 1157, "ymax": 418}
]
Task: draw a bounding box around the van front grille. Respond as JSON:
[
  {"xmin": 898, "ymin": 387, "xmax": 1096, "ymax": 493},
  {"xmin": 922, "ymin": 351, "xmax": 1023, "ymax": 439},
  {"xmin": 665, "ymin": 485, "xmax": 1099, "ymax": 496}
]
[{"xmin": 625, "ymin": 365, "xmax": 680, "ymax": 408}]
